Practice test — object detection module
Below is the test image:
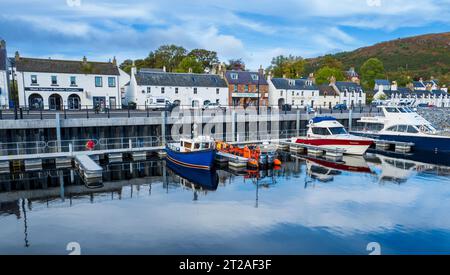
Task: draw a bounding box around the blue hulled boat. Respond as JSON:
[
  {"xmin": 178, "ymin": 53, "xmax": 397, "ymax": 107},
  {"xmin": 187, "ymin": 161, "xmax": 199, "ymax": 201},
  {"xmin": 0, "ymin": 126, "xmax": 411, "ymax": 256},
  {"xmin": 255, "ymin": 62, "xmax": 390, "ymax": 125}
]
[
  {"xmin": 165, "ymin": 136, "xmax": 216, "ymax": 170},
  {"xmin": 351, "ymin": 106, "xmax": 450, "ymax": 153}
]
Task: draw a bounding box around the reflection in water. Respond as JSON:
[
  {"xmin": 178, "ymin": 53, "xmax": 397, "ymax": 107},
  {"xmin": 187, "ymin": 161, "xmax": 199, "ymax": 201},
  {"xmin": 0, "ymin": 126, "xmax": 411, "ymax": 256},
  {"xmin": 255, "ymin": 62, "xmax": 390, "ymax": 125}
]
[{"xmin": 0, "ymin": 153, "xmax": 449, "ymax": 254}]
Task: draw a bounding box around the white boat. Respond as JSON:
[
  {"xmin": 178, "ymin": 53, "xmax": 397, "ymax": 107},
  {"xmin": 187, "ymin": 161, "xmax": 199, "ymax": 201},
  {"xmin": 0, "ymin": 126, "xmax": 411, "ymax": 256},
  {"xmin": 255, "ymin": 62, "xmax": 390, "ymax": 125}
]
[
  {"xmin": 291, "ymin": 117, "xmax": 373, "ymax": 155},
  {"xmin": 351, "ymin": 106, "xmax": 450, "ymax": 153}
]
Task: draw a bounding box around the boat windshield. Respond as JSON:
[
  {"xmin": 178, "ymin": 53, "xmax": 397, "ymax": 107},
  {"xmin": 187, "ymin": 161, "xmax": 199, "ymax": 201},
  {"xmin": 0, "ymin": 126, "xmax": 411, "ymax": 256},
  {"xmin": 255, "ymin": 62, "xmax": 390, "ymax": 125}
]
[
  {"xmin": 328, "ymin": 127, "xmax": 348, "ymax": 135},
  {"xmin": 398, "ymin": 107, "xmax": 408, "ymax": 113},
  {"xmin": 417, "ymin": 124, "xmax": 436, "ymax": 134},
  {"xmin": 385, "ymin": 107, "xmax": 399, "ymax": 113}
]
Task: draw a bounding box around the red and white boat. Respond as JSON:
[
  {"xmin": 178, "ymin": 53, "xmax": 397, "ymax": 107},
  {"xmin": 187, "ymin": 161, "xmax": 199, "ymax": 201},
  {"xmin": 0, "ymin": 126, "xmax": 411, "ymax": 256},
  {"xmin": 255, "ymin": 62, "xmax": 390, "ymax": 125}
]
[{"xmin": 292, "ymin": 117, "xmax": 374, "ymax": 155}]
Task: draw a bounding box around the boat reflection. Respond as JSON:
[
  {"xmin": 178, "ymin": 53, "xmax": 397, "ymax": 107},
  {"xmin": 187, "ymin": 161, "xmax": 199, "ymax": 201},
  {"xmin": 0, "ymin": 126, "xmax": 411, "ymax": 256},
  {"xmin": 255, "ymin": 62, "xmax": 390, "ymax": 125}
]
[
  {"xmin": 365, "ymin": 153, "xmax": 450, "ymax": 184},
  {"xmin": 302, "ymin": 155, "xmax": 372, "ymax": 183},
  {"xmin": 165, "ymin": 160, "xmax": 219, "ymax": 195}
]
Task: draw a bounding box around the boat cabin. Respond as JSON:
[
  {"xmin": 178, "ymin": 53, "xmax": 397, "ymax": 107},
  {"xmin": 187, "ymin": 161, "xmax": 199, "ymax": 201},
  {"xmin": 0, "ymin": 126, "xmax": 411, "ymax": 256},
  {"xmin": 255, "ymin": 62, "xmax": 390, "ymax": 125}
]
[
  {"xmin": 307, "ymin": 117, "xmax": 348, "ymax": 137},
  {"xmin": 174, "ymin": 137, "xmax": 215, "ymax": 152}
]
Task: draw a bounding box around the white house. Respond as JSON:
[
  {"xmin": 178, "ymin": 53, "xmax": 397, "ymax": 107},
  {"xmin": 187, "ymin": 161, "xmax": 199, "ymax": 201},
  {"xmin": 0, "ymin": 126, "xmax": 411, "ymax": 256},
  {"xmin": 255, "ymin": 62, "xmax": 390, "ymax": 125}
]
[
  {"xmin": 268, "ymin": 77, "xmax": 320, "ymax": 108},
  {"xmin": 0, "ymin": 40, "xmax": 9, "ymax": 109},
  {"xmin": 127, "ymin": 66, "xmax": 229, "ymax": 109},
  {"xmin": 331, "ymin": 81, "xmax": 366, "ymax": 107},
  {"xmin": 15, "ymin": 53, "xmax": 123, "ymax": 110}
]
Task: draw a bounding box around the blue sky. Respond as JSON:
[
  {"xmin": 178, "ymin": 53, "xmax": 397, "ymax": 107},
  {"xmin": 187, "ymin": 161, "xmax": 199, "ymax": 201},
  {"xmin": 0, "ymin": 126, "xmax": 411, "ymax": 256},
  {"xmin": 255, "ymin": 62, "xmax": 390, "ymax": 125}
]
[{"xmin": 0, "ymin": 0, "xmax": 449, "ymax": 70}]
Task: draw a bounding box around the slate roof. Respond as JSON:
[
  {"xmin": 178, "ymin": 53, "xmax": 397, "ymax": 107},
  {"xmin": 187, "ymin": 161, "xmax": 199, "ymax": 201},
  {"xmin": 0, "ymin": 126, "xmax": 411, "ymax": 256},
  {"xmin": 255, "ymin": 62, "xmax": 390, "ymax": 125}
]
[
  {"xmin": 271, "ymin": 78, "xmax": 318, "ymax": 90},
  {"xmin": 375, "ymin": 79, "xmax": 390, "ymax": 86},
  {"xmin": 225, "ymin": 71, "xmax": 268, "ymax": 85},
  {"xmin": 413, "ymin": 81, "xmax": 426, "ymax": 88},
  {"xmin": 318, "ymin": 85, "xmax": 338, "ymax": 96},
  {"xmin": 334, "ymin": 81, "xmax": 364, "ymax": 92},
  {"xmin": 0, "ymin": 48, "xmax": 6, "ymax": 71},
  {"xmin": 135, "ymin": 71, "xmax": 228, "ymax": 87},
  {"xmin": 15, "ymin": 57, "xmax": 120, "ymax": 75}
]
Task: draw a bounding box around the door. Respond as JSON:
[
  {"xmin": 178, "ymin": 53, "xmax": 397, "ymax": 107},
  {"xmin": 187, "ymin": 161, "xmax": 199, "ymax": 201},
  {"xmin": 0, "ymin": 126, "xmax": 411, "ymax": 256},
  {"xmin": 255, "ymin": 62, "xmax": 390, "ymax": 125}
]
[
  {"xmin": 93, "ymin": 97, "xmax": 106, "ymax": 109},
  {"xmin": 109, "ymin": 97, "xmax": 117, "ymax": 109}
]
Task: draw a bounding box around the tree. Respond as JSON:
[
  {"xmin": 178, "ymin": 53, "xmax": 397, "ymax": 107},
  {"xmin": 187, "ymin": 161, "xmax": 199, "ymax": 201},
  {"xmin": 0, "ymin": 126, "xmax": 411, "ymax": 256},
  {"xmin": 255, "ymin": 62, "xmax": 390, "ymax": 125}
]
[
  {"xmin": 268, "ymin": 55, "xmax": 305, "ymax": 78},
  {"xmin": 153, "ymin": 44, "xmax": 187, "ymax": 72},
  {"xmin": 360, "ymin": 58, "xmax": 386, "ymax": 90},
  {"xmin": 315, "ymin": 66, "xmax": 345, "ymax": 85},
  {"xmin": 226, "ymin": 58, "xmax": 245, "ymax": 71},
  {"xmin": 319, "ymin": 55, "xmax": 343, "ymax": 70},
  {"xmin": 175, "ymin": 56, "xmax": 204, "ymax": 73},
  {"xmin": 188, "ymin": 49, "xmax": 219, "ymax": 69}
]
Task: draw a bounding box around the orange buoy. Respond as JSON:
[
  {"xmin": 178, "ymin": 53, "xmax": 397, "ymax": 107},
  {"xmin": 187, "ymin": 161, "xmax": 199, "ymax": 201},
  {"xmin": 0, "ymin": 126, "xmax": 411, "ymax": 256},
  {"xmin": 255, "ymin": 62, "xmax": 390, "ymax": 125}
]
[{"xmin": 273, "ymin": 159, "xmax": 282, "ymax": 166}]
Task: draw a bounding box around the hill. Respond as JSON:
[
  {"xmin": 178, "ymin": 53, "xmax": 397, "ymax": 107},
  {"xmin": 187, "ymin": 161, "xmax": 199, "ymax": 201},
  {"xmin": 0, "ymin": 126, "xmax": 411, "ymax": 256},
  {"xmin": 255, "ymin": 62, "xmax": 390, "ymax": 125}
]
[{"xmin": 305, "ymin": 32, "xmax": 450, "ymax": 86}]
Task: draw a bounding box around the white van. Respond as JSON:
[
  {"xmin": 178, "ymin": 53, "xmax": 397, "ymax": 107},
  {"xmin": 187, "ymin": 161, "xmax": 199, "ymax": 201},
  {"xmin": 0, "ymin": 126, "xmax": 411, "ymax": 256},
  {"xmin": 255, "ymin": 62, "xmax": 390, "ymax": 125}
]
[{"xmin": 147, "ymin": 97, "xmax": 172, "ymax": 110}]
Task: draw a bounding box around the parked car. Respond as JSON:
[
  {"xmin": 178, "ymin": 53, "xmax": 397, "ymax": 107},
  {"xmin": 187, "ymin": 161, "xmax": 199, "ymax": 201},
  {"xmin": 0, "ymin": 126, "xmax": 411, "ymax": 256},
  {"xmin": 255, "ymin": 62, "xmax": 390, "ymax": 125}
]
[
  {"xmin": 333, "ymin": 104, "xmax": 348, "ymax": 111},
  {"xmin": 202, "ymin": 102, "xmax": 225, "ymax": 111}
]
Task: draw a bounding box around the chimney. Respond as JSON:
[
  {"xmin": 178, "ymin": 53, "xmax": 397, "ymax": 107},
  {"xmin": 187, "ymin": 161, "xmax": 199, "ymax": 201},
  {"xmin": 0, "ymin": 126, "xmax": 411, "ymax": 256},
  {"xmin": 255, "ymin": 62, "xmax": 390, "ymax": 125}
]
[
  {"xmin": 82, "ymin": 56, "xmax": 87, "ymax": 65},
  {"xmin": 188, "ymin": 67, "xmax": 192, "ymax": 73},
  {"xmin": 329, "ymin": 75, "xmax": 336, "ymax": 85},
  {"xmin": 112, "ymin": 56, "xmax": 117, "ymax": 66},
  {"xmin": 163, "ymin": 66, "xmax": 166, "ymax": 72},
  {"xmin": 282, "ymin": 74, "xmax": 287, "ymax": 79},
  {"xmin": 258, "ymin": 65, "xmax": 264, "ymax": 77},
  {"xmin": 268, "ymin": 71, "xmax": 273, "ymax": 81},
  {"xmin": 391, "ymin": 81, "xmax": 398, "ymax": 91},
  {"xmin": 131, "ymin": 60, "xmax": 137, "ymax": 76},
  {"xmin": 15, "ymin": 51, "xmax": 20, "ymax": 61}
]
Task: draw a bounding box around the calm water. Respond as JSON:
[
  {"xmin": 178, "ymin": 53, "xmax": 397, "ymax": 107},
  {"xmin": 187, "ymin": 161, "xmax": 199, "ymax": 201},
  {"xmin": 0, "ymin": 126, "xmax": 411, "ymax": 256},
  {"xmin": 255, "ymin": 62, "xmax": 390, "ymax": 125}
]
[{"xmin": 1, "ymin": 152, "xmax": 450, "ymax": 255}]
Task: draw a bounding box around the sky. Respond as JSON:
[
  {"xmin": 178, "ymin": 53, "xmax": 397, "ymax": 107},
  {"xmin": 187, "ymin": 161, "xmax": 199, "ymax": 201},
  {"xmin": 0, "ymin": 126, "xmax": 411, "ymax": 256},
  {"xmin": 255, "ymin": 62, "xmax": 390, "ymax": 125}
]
[{"xmin": 0, "ymin": 0, "xmax": 449, "ymax": 70}]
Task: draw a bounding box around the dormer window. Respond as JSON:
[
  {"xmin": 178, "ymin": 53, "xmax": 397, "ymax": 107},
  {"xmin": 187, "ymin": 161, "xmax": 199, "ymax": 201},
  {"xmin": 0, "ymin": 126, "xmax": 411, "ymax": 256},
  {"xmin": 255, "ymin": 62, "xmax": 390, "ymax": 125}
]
[
  {"xmin": 288, "ymin": 80, "xmax": 295, "ymax": 86},
  {"xmin": 251, "ymin": 74, "xmax": 259, "ymax": 81},
  {"xmin": 231, "ymin": 73, "xmax": 238, "ymax": 80}
]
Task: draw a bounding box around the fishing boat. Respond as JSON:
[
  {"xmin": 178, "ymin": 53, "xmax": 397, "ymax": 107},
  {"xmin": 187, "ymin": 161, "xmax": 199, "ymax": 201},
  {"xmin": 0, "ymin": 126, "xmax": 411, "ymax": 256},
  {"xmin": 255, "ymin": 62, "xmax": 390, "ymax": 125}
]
[
  {"xmin": 165, "ymin": 136, "xmax": 216, "ymax": 170},
  {"xmin": 351, "ymin": 106, "xmax": 450, "ymax": 153},
  {"xmin": 291, "ymin": 116, "xmax": 373, "ymax": 155}
]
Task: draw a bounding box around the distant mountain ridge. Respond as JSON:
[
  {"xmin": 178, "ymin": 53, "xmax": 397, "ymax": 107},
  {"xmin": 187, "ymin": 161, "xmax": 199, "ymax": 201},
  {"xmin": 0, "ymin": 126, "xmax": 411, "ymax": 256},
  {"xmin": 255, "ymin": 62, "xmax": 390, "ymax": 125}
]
[{"xmin": 305, "ymin": 32, "xmax": 450, "ymax": 86}]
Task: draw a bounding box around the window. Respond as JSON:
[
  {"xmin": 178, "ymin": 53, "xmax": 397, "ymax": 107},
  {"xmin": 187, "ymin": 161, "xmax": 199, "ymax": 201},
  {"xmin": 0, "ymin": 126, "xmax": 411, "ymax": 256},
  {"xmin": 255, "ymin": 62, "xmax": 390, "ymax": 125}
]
[
  {"xmin": 386, "ymin": 107, "xmax": 399, "ymax": 113},
  {"xmin": 301, "ymin": 91, "xmax": 304, "ymax": 96},
  {"xmin": 397, "ymin": 125, "xmax": 408, "ymax": 132},
  {"xmin": 95, "ymin": 76, "xmax": 103, "ymax": 87},
  {"xmin": 216, "ymin": 99, "xmax": 220, "ymax": 104},
  {"xmin": 231, "ymin": 73, "xmax": 238, "ymax": 80},
  {"xmin": 288, "ymin": 80, "xmax": 295, "ymax": 86},
  {"xmin": 329, "ymin": 127, "xmax": 347, "ymax": 135},
  {"xmin": 251, "ymin": 74, "xmax": 259, "ymax": 81},
  {"xmin": 108, "ymin": 77, "xmax": 116, "ymax": 87},
  {"xmin": 0, "ymin": 88, "xmax": 2, "ymax": 95},
  {"xmin": 31, "ymin": 75, "xmax": 37, "ymax": 84},
  {"xmin": 161, "ymin": 87, "xmax": 165, "ymax": 94},
  {"xmin": 292, "ymin": 91, "xmax": 295, "ymax": 96},
  {"xmin": 312, "ymin": 92, "xmax": 315, "ymax": 96},
  {"xmin": 175, "ymin": 88, "xmax": 179, "ymax": 94},
  {"xmin": 216, "ymin": 88, "xmax": 219, "ymax": 95},
  {"xmin": 244, "ymin": 85, "xmax": 249, "ymax": 92},
  {"xmin": 147, "ymin": 87, "xmax": 151, "ymax": 94},
  {"xmin": 406, "ymin": 125, "xmax": 418, "ymax": 133},
  {"xmin": 233, "ymin": 85, "xmax": 238, "ymax": 92},
  {"xmin": 312, "ymin": 127, "xmax": 331, "ymax": 135},
  {"xmin": 51, "ymin": 75, "xmax": 58, "ymax": 85},
  {"xmin": 280, "ymin": 91, "xmax": 283, "ymax": 97},
  {"xmin": 194, "ymin": 88, "xmax": 197, "ymax": 94},
  {"xmin": 386, "ymin": 125, "xmax": 398, "ymax": 132},
  {"xmin": 70, "ymin": 76, "xmax": 76, "ymax": 86}
]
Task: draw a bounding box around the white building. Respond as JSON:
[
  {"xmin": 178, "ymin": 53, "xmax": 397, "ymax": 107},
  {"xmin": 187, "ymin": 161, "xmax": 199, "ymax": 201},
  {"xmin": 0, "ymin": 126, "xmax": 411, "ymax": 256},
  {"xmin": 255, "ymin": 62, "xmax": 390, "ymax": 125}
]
[
  {"xmin": 330, "ymin": 81, "xmax": 367, "ymax": 107},
  {"xmin": 0, "ymin": 40, "xmax": 9, "ymax": 109},
  {"xmin": 15, "ymin": 53, "xmax": 123, "ymax": 110},
  {"xmin": 127, "ymin": 66, "xmax": 229, "ymax": 109},
  {"xmin": 268, "ymin": 77, "xmax": 320, "ymax": 108}
]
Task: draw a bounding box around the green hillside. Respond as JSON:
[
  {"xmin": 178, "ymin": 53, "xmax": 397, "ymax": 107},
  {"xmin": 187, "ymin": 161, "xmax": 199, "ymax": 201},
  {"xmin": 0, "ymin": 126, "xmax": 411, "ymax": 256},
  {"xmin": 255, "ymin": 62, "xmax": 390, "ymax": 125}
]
[{"xmin": 305, "ymin": 32, "xmax": 450, "ymax": 86}]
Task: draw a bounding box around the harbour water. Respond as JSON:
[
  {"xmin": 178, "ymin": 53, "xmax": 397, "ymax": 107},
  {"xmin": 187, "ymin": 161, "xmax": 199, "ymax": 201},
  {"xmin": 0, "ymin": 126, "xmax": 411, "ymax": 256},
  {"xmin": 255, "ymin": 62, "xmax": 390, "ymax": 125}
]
[{"xmin": 1, "ymin": 151, "xmax": 450, "ymax": 255}]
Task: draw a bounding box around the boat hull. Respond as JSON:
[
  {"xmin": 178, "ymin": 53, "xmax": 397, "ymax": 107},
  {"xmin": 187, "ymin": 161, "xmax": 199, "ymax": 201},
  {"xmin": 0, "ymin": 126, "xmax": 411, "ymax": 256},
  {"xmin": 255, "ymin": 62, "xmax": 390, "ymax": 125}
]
[
  {"xmin": 294, "ymin": 138, "xmax": 373, "ymax": 155},
  {"xmin": 165, "ymin": 147, "xmax": 216, "ymax": 170},
  {"xmin": 351, "ymin": 132, "xmax": 450, "ymax": 153}
]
